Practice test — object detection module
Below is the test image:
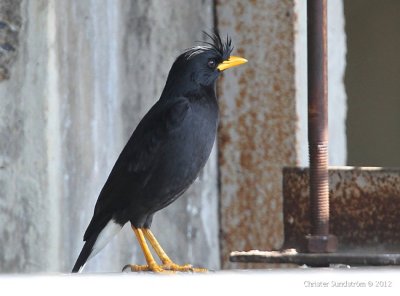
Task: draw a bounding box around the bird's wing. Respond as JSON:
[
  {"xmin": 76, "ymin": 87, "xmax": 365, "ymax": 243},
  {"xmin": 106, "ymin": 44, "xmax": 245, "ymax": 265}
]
[
  {"xmin": 83, "ymin": 97, "xmax": 190, "ymax": 241},
  {"xmin": 127, "ymin": 98, "xmax": 190, "ymax": 173}
]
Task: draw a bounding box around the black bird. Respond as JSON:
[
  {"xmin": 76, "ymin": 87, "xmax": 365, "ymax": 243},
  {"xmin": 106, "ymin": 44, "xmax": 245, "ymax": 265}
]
[{"xmin": 72, "ymin": 32, "xmax": 247, "ymax": 273}]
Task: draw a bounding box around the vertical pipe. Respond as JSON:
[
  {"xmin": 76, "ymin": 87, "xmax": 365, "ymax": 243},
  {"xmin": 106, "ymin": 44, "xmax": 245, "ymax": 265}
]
[{"xmin": 307, "ymin": 0, "xmax": 337, "ymax": 252}]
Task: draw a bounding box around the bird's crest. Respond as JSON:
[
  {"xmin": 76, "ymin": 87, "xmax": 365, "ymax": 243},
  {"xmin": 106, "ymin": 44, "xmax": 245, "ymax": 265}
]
[{"xmin": 185, "ymin": 31, "xmax": 233, "ymax": 61}]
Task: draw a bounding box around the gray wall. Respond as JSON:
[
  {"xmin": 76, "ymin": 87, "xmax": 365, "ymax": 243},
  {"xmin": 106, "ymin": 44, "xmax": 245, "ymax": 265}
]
[
  {"xmin": 345, "ymin": 0, "xmax": 400, "ymax": 167},
  {"xmin": 0, "ymin": 0, "xmax": 217, "ymax": 273}
]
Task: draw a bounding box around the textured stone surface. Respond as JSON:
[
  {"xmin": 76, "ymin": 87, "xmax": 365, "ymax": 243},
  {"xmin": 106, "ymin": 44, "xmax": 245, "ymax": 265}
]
[
  {"xmin": 0, "ymin": 0, "xmax": 21, "ymax": 80},
  {"xmin": 283, "ymin": 167, "xmax": 400, "ymax": 253},
  {"xmin": 0, "ymin": 0, "xmax": 51, "ymax": 272},
  {"xmin": 0, "ymin": 0, "xmax": 216, "ymax": 273}
]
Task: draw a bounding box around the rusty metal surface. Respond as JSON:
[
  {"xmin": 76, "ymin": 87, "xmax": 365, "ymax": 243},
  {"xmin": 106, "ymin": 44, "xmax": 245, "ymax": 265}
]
[
  {"xmin": 282, "ymin": 167, "xmax": 400, "ymax": 253},
  {"xmin": 306, "ymin": 234, "xmax": 337, "ymax": 253},
  {"xmin": 216, "ymin": 0, "xmax": 298, "ymax": 268},
  {"xmin": 307, "ymin": 0, "xmax": 337, "ymax": 253},
  {"xmin": 230, "ymin": 249, "xmax": 400, "ymax": 266}
]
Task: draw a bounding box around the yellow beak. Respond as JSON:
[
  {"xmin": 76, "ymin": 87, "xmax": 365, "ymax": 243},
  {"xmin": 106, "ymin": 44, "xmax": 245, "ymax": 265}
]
[{"xmin": 217, "ymin": 56, "xmax": 248, "ymax": 71}]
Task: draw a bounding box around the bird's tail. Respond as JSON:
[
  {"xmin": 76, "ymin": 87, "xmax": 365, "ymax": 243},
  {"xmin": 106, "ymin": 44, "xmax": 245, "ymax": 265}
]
[
  {"xmin": 72, "ymin": 219, "xmax": 123, "ymax": 273},
  {"xmin": 72, "ymin": 235, "xmax": 97, "ymax": 273}
]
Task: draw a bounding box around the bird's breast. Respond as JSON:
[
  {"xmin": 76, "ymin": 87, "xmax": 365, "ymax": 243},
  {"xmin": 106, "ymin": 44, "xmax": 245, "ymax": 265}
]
[
  {"xmin": 173, "ymin": 99, "xmax": 218, "ymax": 168},
  {"xmin": 125, "ymin": 97, "xmax": 219, "ymax": 218},
  {"xmin": 149, "ymin": 99, "xmax": 218, "ymax": 196}
]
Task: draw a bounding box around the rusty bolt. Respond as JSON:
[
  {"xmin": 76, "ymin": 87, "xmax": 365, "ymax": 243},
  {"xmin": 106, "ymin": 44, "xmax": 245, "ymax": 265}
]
[{"xmin": 306, "ymin": 0, "xmax": 337, "ymax": 253}]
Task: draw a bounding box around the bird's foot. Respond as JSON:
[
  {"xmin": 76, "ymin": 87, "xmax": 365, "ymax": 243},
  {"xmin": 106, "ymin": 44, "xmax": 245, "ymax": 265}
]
[
  {"xmin": 123, "ymin": 263, "xmax": 169, "ymax": 273},
  {"xmin": 161, "ymin": 262, "xmax": 207, "ymax": 272},
  {"xmin": 122, "ymin": 262, "xmax": 207, "ymax": 273}
]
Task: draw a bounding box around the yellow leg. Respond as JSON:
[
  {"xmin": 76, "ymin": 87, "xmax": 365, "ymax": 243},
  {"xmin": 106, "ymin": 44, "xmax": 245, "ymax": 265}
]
[
  {"xmin": 125, "ymin": 226, "xmax": 164, "ymax": 273},
  {"xmin": 143, "ymin": 228, "xmax": 207, "ymax": 272}
]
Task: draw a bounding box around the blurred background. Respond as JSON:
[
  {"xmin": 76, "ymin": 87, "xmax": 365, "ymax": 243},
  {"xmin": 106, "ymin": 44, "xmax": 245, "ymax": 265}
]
[{"xmin": 0, "ymin": 0, "xmax": 398, "ymax": 273}]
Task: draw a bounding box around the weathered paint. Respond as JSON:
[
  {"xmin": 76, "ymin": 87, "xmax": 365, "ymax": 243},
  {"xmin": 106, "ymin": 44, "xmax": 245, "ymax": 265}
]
[{"xmin": 216, "ymin": 0, "xmax": 298, "ymax": 268}]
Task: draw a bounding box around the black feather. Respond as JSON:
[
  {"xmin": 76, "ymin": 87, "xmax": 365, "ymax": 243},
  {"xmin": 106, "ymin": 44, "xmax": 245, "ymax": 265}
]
[
  {"xmin": 186, "ymin": 31, "xmax": 233, "ymax": 61},
  {"xmin": 72, "ymin": 232, "xmax": 98, "ymax": 272},
  {"xmin": 72, "ymin": 31, "xmax": 243, "ymax": 273}
]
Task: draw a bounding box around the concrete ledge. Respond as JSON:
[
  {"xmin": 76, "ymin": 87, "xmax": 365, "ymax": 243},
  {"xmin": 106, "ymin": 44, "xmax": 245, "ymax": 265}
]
[{"xmin": 1, "ymin": 269, "xmax": 400, "ymax": 295}]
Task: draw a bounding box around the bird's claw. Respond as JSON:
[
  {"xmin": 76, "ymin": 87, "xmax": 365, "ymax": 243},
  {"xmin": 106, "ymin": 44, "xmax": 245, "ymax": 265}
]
[
  {"xmin": 122, "ymin": 263, "xmax": 207, "ymax": 273},
  {"xmin": 162, "ymin": 262, "xmax": 207, "ymax": 272},
  {"xmin": 123, "ymin": 263, "xmax": 168, "ymax": 273}
]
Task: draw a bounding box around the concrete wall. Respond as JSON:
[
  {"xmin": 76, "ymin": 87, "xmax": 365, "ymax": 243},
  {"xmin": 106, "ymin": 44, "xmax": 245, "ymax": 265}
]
[{"xmin": 0, "ymin": 0, "xmax": 216, "ymax": 273}]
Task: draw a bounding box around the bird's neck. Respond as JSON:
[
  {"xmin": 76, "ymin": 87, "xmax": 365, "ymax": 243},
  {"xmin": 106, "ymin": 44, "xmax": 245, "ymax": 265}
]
[{"xmin": 160, "ymin": 79, "xmax": 217, "ymax": 100}]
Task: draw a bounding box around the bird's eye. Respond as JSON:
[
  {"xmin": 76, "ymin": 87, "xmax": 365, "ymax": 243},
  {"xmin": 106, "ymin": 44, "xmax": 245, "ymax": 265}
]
[{"xmin": 207, "ymin": 59, "xmax": 217, "ymax": 69}]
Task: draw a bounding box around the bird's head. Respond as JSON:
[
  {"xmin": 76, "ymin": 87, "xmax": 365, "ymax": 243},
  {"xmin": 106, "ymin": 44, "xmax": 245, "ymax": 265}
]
[{"xmin": 162, "ymin": 32, "xmax": 247, "ymax": 97}]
